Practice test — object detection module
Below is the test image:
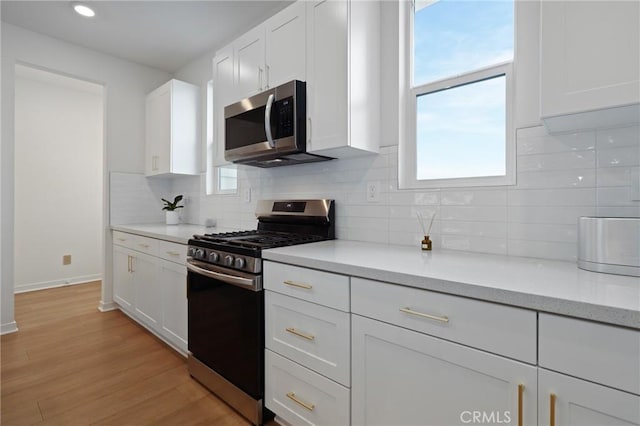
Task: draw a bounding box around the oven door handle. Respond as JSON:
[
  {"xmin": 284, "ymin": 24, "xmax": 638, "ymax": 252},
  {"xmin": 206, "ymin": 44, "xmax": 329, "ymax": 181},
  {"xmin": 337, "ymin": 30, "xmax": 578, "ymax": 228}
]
[{"xmin": 187, "ymin": 262, "xmax": 260, "ymax": 291}]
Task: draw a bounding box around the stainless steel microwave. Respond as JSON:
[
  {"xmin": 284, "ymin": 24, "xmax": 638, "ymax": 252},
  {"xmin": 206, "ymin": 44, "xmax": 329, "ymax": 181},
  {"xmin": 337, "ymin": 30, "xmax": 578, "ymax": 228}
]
[{"xmin": 224, "ymin": 80, "xmax": 332, "ymax": 168}]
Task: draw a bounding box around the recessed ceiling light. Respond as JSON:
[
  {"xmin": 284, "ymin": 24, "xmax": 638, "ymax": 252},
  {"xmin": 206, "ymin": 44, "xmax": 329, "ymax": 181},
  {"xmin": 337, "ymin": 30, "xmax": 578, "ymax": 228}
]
[{"xmin": 72, "ymin": 3, "xmax": 95, "ymax": 18}]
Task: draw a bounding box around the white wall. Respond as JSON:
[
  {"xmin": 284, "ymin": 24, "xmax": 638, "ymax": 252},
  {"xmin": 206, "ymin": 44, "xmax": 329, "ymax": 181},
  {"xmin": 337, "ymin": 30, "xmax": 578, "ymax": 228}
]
[
  {"xmin": 1, "ymin": 23, "xmax": 170, "ymax": 333},
  {"xmin": 14, "ymin": 68, "xmax": 103, "ymax": 292}
]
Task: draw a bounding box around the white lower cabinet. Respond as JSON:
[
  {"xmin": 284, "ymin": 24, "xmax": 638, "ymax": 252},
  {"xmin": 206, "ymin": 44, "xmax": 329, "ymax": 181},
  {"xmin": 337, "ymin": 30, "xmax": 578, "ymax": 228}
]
[
  {"xmin": 265, "ymin": 350, "xmax": 350, "ymax": 426},
  {"xmin": 351, "ymin": 314, "xmax": 537, "ymax": 426},
  {"xmin": 112, "ymin": 232, "xmax": 188, "ymax": 355},
  {"xmin": 133, "ymin": 251, "xmax": 160, "ymax": 329},
  {"xmin": 538, "ymin": 368, "xmax": 640, "ymax": 426},
  {"xmin": 159, "ymin": 258, "xmax": 188, "ymax": 353}
]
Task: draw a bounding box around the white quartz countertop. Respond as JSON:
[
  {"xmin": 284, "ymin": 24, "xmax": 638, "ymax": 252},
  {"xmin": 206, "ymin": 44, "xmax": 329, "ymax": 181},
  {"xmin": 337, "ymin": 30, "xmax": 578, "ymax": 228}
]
[
  {"xmin": 111, "ymin": 223, "xmax": 217, "ymax": 244},
  {"xmin": 263, "ymin": 240, "xmax": 640, "ymax": 329}
]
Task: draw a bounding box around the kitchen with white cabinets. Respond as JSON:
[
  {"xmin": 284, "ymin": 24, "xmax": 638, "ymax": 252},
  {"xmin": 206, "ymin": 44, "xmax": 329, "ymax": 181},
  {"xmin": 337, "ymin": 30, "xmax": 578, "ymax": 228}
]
[{"xmin": 1, "ymin": 0, "xmax": 639, "ymax": 425}]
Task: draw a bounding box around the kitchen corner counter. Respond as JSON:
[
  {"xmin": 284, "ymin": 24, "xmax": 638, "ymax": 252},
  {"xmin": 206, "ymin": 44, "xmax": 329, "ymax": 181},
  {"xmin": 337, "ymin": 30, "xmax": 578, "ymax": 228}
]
[
  {"xmin": 111, "ymin": 223, "xmax": 213, "ymax": 244},
  {"xmin": 263, "ymin": 240, "xmax": 640, "ymax": 329}
]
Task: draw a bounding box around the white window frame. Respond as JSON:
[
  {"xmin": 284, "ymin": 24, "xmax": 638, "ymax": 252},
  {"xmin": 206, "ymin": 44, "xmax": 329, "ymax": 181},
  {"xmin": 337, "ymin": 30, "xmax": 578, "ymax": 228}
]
[
  {"xmin": 399, "ymin": 0, "xmax": 517, "ymax": 190},
  {"xmin": 215, "ymin": 164, "xmax": 239, "ymax": 195}
]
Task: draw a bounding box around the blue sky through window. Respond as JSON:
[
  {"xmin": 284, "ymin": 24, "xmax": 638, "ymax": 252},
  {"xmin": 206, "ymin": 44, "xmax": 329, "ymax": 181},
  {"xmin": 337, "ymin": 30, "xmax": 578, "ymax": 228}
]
[{"xmin": 413, "ymin": 0, "xmax": 513, "ymax": 181}]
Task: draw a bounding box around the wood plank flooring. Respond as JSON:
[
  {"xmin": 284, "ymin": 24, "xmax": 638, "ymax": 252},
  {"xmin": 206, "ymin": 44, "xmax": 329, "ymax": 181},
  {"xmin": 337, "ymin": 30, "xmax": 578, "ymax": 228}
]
[{"xmin": 1, "ymin": 282, "xmax": 275, "ymax": 425}]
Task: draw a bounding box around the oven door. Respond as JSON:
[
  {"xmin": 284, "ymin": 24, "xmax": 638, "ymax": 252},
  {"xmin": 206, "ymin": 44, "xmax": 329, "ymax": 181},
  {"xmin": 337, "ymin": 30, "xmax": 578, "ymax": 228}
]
[{"xmin": 186, "ymin": 260, "xmax": 264, "ymax": 400}]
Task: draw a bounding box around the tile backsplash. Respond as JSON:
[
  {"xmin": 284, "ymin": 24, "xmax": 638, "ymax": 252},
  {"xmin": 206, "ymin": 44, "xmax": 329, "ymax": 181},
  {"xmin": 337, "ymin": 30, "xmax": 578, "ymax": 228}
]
[{"xmin": 112, "ymin": 124, "xmax": 639, "ymax": 262}]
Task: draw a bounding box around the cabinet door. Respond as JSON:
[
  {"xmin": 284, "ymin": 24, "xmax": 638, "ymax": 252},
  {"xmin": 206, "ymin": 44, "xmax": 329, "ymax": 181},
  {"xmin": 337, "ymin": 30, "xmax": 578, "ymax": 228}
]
[
  {"xmin": 159, "ymin": 259, "xmax": 188, "ymax": 353},
  {"xmin": 113, "ymin": 246, "xmax": 134, "ymax": 311},
  {"xmin": 212, "ymin": 46, "xmax": 234, "ymax": 166},
  {"xmin": 145, "ymin": 82, "xmax": 171, "ymax": 175},
  {"xmin": 306, "ymin": 0, "xmax": 348, "ymax": 153},
  {"xmin": 132, "ymin": 252, "xmax": 159, "ymax": 329},
  {"xmin": 351, "ymin": 315, "xmax": 537, "ymax": 426},
  {"xmin": 539, "ymin": 368, "xmax": 640, "ymax": 426},
  {"xmin": 234, "ymin": 25, "xmax": 266, "ymax": 100},
  {"xmin": 265, "ymin": 1, "xmax": 306, "ymax": 89},
  {"xmin": 540, "ymin": 1, "xmax": 640, "ymax": 119}
]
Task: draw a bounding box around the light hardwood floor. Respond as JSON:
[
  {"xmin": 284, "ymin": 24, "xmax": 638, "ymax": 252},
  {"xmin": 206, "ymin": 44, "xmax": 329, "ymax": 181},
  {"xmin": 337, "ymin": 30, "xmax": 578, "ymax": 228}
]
[{"xmin": 1, "ymin": 281, "xmax": 276, "ymax": 425}]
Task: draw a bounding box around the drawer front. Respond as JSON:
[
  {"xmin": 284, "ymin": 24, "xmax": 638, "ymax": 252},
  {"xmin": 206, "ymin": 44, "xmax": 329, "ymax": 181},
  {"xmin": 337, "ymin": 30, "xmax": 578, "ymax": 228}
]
[
  {"xmin": 265, "ymin": 350, "xmax": 350, "ymax": 426},
  {"xmin": 131, "ymin": 235, "xmax": 159, "ymax": 257},
  {"xmin": 158, "ymin": 240, "xmax": 187, "ymax": 265},
  {"xmin": 539, "ymin": 313, "xmax": 640, "ymax": 395},
  {"xmin": 264, "ymin": 261, "xmax": 350, "ymax": 311},
  {"xmin": 113, "ymin": 231, "xmax": 137, "ymax": 250},
  {"xmin": 266, "ymin": 291, "xmax": 350, "ymax": 386},
  {"xmin": 351, "ymin": 277, "xmax": 537, "ymax": 364}
]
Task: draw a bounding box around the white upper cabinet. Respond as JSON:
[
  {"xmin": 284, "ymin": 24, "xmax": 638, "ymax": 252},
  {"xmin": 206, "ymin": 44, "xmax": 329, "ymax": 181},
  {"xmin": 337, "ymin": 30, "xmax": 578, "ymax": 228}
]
[
  {"xmin": 264, "ymin": 1, "xmax": 306, "ymax": 89},
  {"xmin": 233, "ymin": 25, "xmax": 267, "ymax": 100},
  {"xmin": 212, "ymin": 46, "xmax": 234, "ymax": 166},
  {"xmin": 232, "ymin": 2, "xmax": 306, "ymax": 102},
  {"xmin": 145, "ymin": 79, "xmax": 201, "ymax": 176},
  {"xmin": 306, "ymin": 0, "xmax": 380, "ymax": 158},
  {"xmin": 540, "ymin": 1, "xmax": 640, "ymax": 133}
]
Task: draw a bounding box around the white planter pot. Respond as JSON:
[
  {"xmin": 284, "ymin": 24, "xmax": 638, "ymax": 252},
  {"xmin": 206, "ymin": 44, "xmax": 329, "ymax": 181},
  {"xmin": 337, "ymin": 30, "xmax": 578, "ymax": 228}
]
[{"xmin": 165, "ymin": 211, "xmax": 179, "ymax": 225}]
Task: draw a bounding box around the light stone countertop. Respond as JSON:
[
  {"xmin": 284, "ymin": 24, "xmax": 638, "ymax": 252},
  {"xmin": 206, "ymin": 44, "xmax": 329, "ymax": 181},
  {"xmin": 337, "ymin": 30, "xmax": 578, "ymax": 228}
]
[
  {"xmin": 263, "ymin": 240, "xmax": 640, "ymax": 329},
  {"xmin": 111, "ymin": 223, "xmax": 222, "ymax": 244}
]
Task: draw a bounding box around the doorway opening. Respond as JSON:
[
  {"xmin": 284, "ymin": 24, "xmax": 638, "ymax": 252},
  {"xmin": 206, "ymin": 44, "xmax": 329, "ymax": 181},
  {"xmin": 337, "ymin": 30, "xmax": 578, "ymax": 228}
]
[{"xmin": 14, "ymin": 64, "xmax": 104, "ymax": 296}]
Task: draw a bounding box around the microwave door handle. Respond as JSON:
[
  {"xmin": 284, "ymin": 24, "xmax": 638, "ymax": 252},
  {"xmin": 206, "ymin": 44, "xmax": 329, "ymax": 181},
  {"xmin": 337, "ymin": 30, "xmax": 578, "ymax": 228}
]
[{"xmin": 264, "ymin": 93, "xmax": 276, "ymax": 148}]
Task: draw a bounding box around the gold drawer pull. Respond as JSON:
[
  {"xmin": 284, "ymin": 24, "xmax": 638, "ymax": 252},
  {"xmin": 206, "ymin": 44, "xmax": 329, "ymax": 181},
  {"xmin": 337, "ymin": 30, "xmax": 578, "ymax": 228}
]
[
  {"xmin": 550, "ymin": 393, "xmax": 556, "ymax": 426},
  {"xmin": 117, "ymin": 238, "xmax": 127, "ymax": 242},
  {"xmin": 166, "ymin": 251, "xmax": 181, "ymax": 256},
  {"xmin": 138, "ymin": 243, "xmax": 150, "ymax": 249},
  {"xmin": 518, "ymin": 384, "xmax": 524, "ymax": 426},
  {"xmin": 286, "ymin": 327, "xmax": 315, "ymax": 341},
  {"xmin": 286, "ymin": 392, "xmax": 314, "ymax": 411},
  {"xmin": 399, "ymin": 307, "xmax": 449, "ymax": 323},
  {"xmin": 283, "ymin": 280, "xmax": 313, "ymax": 290}
]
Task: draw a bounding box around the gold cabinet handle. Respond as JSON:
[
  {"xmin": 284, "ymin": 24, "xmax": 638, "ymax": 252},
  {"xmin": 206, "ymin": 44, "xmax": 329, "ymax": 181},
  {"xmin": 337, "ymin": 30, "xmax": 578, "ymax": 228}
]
[
  {"xmin": 399, "ymin": 307, "xmax": 449, "ymax": 323},
  {"xmin": 138, "ymin": 243, "xmax": 150, "ymax": 249},
  {"xmin": 550, "ymin": 393, "xmax": 556, "ymax": 426},
  {"xmin": 283, "ymin": 280, "xmax": 313, "ymax": 290},
  {"xmin": 286, "ymin": 327, "xmax": 315, "ymax": 341},
  {"xmin": 127, "ymin": 255, "xmax": 131, "ymax": 273},
  {"xmin": 117, "ymin": 238, "xmax": 127, "ymax": 242},
  {"xmin": 518, "ymin": 384, "xmax": 524, "ymax": 426},
  {"xmin": 286, "ymin": 392, "xmax": 314, "ymax": 411},
  {"xmin": 166, "ymin": 251, "xmax": 181, "ymax": 256}
]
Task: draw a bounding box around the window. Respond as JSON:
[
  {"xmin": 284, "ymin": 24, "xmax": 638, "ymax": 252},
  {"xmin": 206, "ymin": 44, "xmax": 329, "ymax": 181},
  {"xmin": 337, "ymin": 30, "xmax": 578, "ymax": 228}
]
[
  {"xmin": 399, "ymin": 0, "xmax": 516, "ymax": 189},
  {"xmin": 206, "ymin": 80, "xmax": 238, "ymax": 195}
]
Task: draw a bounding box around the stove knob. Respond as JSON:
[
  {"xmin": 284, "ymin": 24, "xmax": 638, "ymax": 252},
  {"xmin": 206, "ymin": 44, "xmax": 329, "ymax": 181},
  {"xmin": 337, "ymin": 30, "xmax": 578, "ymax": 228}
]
[
  {"xmin": 209, "ymin": 252, "xmax": 220, "ymax": 263},
  {"xmin": 224, "ymin": 255, "xmax": 234, "ymax": 267},
  {"xmin": 234, "ymin": 257, "xmax": 246, "ymax": 269},
  {"xmin": 187, "ymin": 247, "xmax": 195, "ymax": 257},
  {"xmin": 195, "ymin": 249, "xmax": 205, "ymax": 260}
]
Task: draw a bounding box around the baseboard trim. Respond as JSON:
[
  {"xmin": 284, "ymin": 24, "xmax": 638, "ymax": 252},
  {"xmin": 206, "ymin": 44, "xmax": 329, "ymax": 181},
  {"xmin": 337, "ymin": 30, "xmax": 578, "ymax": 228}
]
[
  {"xmin": 98, "ymin": 301, "xmax": 118, "ymax": 312},
  {"xmin": 1, "ymin": 321, "xmax": 18, "ymax": 335},
  {"xmin": 14, "ymin": 275, "xmax": 102, "ymax": 294}
]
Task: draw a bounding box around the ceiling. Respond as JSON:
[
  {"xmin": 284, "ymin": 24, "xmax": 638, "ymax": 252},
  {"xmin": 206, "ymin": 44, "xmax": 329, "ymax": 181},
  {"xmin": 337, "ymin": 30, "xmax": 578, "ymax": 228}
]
[{"xmin": 1, "ymin": 1, "xmax": 293, "ymax": 73}]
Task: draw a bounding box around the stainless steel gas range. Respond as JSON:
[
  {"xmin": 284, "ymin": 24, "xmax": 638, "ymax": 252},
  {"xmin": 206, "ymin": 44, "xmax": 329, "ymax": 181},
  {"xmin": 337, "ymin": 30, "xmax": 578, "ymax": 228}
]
[{"xmin": 186, "ymin": 199, "xmax": 335, "ymax": 425}]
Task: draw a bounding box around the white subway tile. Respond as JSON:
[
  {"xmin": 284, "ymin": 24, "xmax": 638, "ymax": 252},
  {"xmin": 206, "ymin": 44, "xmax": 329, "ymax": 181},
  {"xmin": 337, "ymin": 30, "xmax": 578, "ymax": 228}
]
[
  {"xmin": 596, "ymin": 125, "xmax": 640, "ymax": 149},
  {"xmin": 440, "ymin": 221, "xmax": 507, "ymax": 238},
  {"xmin": 507, "ymin": 240, "xmax": 576, "ymax": 261},
  {"xmin": 516, "ymin": 169, "xmax": 596, "ymax": 189},
  {"xmin": 507, "ymin": 188, "xmax": 596, "ymax": 206},
  {"xmin": 595, "ymin": 206, "xmax": 640, "ymax": 217},
  {"xmin": 597, "ymin": 146, "xmax": 640, "ymax": 168},
  {"xmin": 517, "ymin": 131, "xmax": 596, "ymax": 155},
  {"xmin": 441, "ymin": 235, "xmax": 507, "ymax": 255},
  {"xmin": 597, "ymin": 167, "xmax": 639, "ymax": 188},
  {"xmin": 440, "ymin": 189, "xmax": 507, "ymax": 206},
  {"xmin": 597, "ymin": 187, "xmax": 640, "ymax": 207},
  {"xmin": 440, "ymin": 206, "xmax": 507, "ymax": 222},
  {"xmin": 517, "ymin": 150, "xmax": 595, "ymax": 172},
  {"xmin": 507, "ymin": 223, "xmax": 577, "ymax": 243},
  {"xmin": 508, "ymin": 206, "xmax": 595, "ymax": 225}
]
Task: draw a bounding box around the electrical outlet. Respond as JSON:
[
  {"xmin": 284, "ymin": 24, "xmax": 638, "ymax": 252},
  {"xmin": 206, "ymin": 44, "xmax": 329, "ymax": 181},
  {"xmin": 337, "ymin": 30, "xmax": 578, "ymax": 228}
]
[
  {"xmin": 63, "ymin": 255, "xmax": 72, "ymax": 265},
  {"xmin": 243, "ymin": 187, "xmax": 251, "ymax": 203},
  {"xmin": 366, "ymin": 181, "xmax": 380, "ymax": 202}
]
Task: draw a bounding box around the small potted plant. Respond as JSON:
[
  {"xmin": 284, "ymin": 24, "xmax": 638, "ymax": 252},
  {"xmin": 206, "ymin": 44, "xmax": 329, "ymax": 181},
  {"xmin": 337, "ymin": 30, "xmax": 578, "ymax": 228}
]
[{"xmin": 162, "ymin": 195, "xmax": 184, "ymax": 225}]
